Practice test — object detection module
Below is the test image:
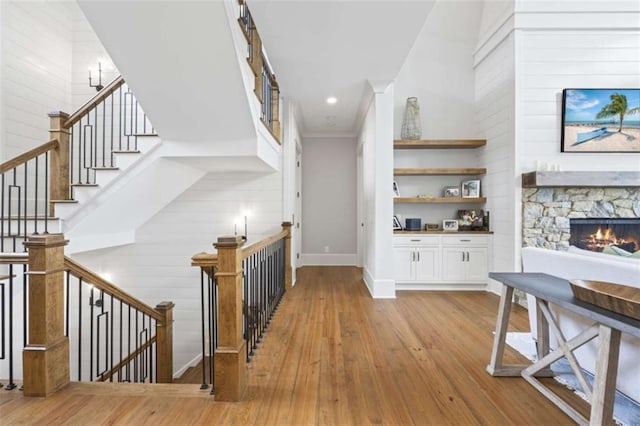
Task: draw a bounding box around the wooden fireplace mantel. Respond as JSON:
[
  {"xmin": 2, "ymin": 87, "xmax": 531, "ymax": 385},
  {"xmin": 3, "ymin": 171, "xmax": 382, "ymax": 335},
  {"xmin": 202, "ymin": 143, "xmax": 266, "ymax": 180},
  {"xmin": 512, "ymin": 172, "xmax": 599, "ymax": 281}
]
[{"xmin": 522, "ymin": 171, "xmax": 640, "ymax": 188}]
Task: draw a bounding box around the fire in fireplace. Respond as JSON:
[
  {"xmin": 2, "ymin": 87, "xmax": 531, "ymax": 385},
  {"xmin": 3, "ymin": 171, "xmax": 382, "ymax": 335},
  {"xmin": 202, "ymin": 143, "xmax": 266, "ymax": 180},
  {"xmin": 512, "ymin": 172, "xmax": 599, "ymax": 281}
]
[{"xmin": 569, "ymin": 218, "xmax": 640, "ymax": 254}]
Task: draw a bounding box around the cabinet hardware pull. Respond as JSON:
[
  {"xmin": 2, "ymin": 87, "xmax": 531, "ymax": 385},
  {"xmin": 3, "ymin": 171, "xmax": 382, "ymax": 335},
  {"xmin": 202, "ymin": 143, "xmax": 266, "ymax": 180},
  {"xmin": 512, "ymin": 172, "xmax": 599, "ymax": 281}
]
[
  {"xmin": 460, "ymin": 239, "xmax": 471, "ymax": 242},
  {"xmin": 417, "ymin": 251, "xmax": 420, "ymax": 261},
  {"xmin": 412, "ymin": 252, "xmax": 415, "ymax": 262},
  {"xmin": 410, "ymin": 239, "xmax": 421, "ymax": 242},
  {"xmin": 462, "ymin": 252, "xmax": 465, "ymax": 262}
]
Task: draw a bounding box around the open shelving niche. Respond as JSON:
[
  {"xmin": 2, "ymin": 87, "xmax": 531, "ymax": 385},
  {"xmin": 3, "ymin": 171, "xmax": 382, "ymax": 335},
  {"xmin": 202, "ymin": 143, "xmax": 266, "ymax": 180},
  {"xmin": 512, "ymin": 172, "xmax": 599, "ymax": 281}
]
[{"xmin": 393, "ymin": 139, "xmax": 489, "ymax": 233}]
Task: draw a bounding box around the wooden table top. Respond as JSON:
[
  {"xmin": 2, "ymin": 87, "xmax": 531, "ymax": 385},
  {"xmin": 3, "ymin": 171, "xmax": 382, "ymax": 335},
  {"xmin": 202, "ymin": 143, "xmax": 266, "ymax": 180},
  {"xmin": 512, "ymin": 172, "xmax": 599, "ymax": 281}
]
[{"xmin": 489, "ymin": 272, "xmax": 640, "ymax": 338}]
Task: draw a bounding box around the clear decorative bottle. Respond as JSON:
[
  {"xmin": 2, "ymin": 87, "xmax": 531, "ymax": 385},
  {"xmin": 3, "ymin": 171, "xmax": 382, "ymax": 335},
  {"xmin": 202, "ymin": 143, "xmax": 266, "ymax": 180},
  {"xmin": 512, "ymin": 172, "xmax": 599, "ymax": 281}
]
[{"xmin": 401, "ymin": 97, "xmax": 422, "ymax": 140}]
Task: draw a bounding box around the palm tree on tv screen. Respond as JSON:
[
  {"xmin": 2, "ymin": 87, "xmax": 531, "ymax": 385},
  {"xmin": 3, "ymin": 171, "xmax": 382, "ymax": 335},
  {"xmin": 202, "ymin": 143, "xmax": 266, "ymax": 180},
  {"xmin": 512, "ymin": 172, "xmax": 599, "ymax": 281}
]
[{"xmin": 596, "ymin": 93, "xmax": 635, "ymax": 133}]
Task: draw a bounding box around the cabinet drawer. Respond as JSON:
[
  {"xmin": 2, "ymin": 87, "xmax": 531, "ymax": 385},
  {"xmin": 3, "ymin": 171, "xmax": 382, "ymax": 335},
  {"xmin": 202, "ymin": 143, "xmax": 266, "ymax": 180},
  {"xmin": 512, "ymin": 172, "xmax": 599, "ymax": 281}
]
[
  {"xmin": 441, "ymin": 235, "xmax": 488, "ymax": 247},
  {"xmin": 393, "ymin": 235, "xmax": 440, "ymax": 246}
]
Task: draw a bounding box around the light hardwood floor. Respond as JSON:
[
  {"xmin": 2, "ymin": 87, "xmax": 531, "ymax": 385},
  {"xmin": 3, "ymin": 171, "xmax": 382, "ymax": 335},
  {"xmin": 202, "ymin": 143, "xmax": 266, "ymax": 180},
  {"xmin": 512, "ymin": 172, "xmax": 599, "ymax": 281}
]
[{"xmin": 1, "ymin": 266, "xmax": 586, "ymax": 425}]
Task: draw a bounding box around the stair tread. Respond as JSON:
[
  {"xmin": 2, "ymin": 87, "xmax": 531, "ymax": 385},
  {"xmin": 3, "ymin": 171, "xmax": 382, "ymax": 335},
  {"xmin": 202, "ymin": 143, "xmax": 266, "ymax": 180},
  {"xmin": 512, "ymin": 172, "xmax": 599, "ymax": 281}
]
[
  {"xmin": 112, "ymin": 150, "xmax": 141, "ymax": 154},
  {"xmin": 132, "ymin": 133, "xmax": 158, "ymax": 137},
  {"xmin": 52, "ymin": 199, "xmax": 78, "ymax": 204},
  {"xmin": 71, "ymin": 183, "xmax": 99, "ymax": 187},
  {"xmin": 65, "ymin": 381, "xmax": 210, "ymax": 398},
  {"xmin": 91, "ymin": 167, "xmax": 120, "ymax": 170}
]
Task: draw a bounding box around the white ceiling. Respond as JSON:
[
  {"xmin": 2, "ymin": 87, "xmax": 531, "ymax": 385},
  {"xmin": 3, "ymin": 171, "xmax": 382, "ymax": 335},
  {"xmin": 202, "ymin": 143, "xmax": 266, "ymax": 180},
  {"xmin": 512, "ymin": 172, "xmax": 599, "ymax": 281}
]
[{"xmin": 249, "ymin": 1, "xmax": 435, "ymax": 137}]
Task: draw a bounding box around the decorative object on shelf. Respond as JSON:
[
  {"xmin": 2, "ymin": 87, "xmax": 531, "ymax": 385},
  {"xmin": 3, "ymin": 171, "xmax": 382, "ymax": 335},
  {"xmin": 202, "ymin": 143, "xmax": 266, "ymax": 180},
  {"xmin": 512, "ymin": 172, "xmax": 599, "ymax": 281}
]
[
  {"xmin": 482, "ymin": 211, "xmax": 490, "ymax": 231},
  {"xmin": 405, "ymin": 218, "xmax": 422, "ymax": 231},
  {"xmin": 425, "ymin": 223, "xmax": 439, "ymax": 231},
  {"xmin": 393, "ymin": 181, "xmax": 400, "ymax": 197},
  {"xmin": 88, "ymin": 61, "xmax": 104, "ymax": 91},
  {"xmin": 561, "ymin": 88, "xmax": 640, "ymax": 153},
  {"xmin": 393, "ymin": 215, "xmax": 403, "ymax": 230},
  {"xmin": 461, "ymin": 180, "xmax": 481, "ymax": 198},
  {"xmin": 417, "ymin": 194, "xmax": 432, "ymax": 198},
  {"xmin": 443, "ymin": 219, "xmax": 458, "ymax": 232},
  {"xmin": 458, "ymin": 209, "xmax": 484, "ymax": 231},
  {"xmin": 443, "ymin": 186, "xmax": 460, "ymax": 197},
  {"xmin": 400, "ymin": 97, "xmax": 422, "ymax": 140}
]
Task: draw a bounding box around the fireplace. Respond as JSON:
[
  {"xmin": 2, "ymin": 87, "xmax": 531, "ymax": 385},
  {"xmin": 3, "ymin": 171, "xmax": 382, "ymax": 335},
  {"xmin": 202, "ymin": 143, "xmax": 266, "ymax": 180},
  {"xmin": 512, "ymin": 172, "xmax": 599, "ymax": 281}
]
[{"xmin": 569, "ymin": 218, "xmax": 640, "ymax": 254}]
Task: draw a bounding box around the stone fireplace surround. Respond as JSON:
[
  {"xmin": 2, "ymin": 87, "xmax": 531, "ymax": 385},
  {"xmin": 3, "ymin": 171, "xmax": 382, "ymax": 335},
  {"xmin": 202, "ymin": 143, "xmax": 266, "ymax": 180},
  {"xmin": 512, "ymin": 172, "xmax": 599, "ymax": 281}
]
[{"xmin": 522, "ymin": 186, "xmax": 640, "ymax": 251}]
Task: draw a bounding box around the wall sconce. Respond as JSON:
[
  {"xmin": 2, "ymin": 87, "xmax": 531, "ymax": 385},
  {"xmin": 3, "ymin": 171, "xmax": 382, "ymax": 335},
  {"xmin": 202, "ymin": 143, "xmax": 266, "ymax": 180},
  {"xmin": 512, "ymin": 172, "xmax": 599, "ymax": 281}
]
[
  {"xmin": 88, "ymin": 62, "xmax": 103, "ymax": 91},
  {"xmin": 234, "ymin": 216, "xmax": 248, "ymax": 241}
]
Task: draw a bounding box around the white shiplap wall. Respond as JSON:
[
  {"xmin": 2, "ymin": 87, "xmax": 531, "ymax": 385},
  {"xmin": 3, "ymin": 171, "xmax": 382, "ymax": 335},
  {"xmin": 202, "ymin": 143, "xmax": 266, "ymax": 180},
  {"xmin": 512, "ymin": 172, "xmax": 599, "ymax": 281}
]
[
  {"xmin": 72, "ymin": 170, "xmax": 283, "ymax": 374},
  {"xmin": 1, "ymin": 1, "xmax": 73, "ymax": 160},
  {"xmin": 515, "ymin": 28, "xmax": 640, "ymax": 173},
  {"xmin": 475, "ymin": 33, "xmax": 516, "ymax": 292},
  {"xmin": 71, "ymin": 2, "xmax": 119, "ymax": 111}
]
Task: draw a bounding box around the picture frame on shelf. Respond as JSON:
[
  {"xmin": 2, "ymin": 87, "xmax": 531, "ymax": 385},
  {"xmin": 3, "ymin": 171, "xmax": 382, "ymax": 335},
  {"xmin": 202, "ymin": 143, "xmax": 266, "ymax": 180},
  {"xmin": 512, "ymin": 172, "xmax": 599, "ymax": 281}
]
[
  {"xmin": 457, "ymin": 209, "xmax": 484, "ymax": 230},
  {"xmin": 443, "ymin": 186, "xmax": 460, "ymax": 198},
  {"xmin": 442, "ymin": 219, "xmax": 459, "ymax": 232},
  {"xmin": 393, "ymin": 215, "xmax": 403, "ymax": 230},
  {"xmin": 393, "ymin": 181, "xmax": 400, "ymax": 197},
  {"xmin": 461, "ymin": 180, "xmax": 481, "ymax": 198}
]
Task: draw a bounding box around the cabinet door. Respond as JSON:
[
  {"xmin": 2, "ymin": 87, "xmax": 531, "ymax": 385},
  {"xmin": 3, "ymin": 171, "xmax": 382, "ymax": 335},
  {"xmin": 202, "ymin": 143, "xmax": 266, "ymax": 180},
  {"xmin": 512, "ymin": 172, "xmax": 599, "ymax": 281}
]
[
  {"xmin": 441, "ymin": 248, "xmax": 466, "ymax": 282},
  {"xmin": 393, "ymin": 247, "xmax": 415, "ymax": 282},
  {"xmin": 414, "ymin": 248, "xmax": 439, "ymax": 282},
  {"xmin": 465, "ymin": 248, "xmax": 488, "ymax": 283}
]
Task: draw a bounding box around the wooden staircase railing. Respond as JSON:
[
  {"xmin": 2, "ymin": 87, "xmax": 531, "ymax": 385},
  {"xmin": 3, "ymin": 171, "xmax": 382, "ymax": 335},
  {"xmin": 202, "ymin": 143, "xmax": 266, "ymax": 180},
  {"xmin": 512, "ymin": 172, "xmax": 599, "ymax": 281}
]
[
  {"xmin": 0, "ymin": 233, "xmax": 174, "ymax": 395},
  {"xmin": 191, "ymin": 222, "xmax": 292, "ymax": 401},
  {"xmin": 1, "ymin": 76, "xmax": 155, "ymax": 253},
  {"xmin": 237, "ymin": 0, "xmax": 281, "ymax": 143}
]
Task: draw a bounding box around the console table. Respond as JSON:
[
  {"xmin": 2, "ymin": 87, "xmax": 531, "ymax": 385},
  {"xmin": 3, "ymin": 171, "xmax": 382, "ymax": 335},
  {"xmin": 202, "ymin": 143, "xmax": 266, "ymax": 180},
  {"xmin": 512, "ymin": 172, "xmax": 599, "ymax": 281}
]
[{"xmin": 487, "ymin": 272, "xmax": 640, "ymax": 426}]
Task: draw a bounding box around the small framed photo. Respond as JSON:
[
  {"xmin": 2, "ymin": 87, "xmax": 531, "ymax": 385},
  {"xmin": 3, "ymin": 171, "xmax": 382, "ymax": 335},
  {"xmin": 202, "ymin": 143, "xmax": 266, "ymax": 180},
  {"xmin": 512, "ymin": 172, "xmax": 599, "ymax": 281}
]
[
  {"xmin": 442, "ymin": 219, "xmax": 459, "ymax": 232},
  {"xmin": 443, "ymin": 186, "xmax": 460, "ymax": 198},
  {"xmin": 461, "ymin": 180, "xmax": 481, "ymax": 198},
  {"xmin": 457, "ymin": 209, "xmax": 484, "ymax": 230},
  {"xmin": 393, "ymin": 181, "xmax": 400, "ymax": 197},
  {"xmin": 393, "ymin": 215, "xmax": 403, "ymax": 230}
]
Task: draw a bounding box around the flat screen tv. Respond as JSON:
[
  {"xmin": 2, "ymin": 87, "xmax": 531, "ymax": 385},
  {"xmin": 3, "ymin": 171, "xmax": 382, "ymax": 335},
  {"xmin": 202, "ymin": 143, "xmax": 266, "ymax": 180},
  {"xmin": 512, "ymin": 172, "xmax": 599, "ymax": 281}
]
[{"xmin": 561, "ymin": 88, "xmax": 640, "ymax": 153}]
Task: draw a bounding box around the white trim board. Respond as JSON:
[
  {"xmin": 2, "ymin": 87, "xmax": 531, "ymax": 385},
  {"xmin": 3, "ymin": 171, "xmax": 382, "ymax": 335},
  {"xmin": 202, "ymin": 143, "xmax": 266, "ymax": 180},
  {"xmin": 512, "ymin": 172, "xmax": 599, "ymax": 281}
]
[{"xmin": 299, "ymin": 253, "xmax": 356, "ymax": 266}]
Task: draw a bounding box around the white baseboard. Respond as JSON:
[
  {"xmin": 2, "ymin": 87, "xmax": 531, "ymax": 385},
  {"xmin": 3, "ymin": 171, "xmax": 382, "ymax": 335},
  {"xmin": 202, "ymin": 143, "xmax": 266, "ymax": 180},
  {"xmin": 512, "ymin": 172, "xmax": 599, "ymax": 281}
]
[
  {"xmin": 174, "ymin": 353, "xmax": 202, "ymax": 379},
  {"xmin": 299, "ymin": 253, "xmax": 356, "ymax": 266},
  {"xmin": 363, "ymin": 267, "xmax": 395, "ymax": 298}
]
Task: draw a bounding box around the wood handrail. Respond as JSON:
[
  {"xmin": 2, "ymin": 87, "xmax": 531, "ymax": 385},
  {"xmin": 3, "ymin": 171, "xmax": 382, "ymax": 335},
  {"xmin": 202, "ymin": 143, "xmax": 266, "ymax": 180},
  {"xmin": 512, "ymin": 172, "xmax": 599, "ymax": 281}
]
[
  {"xmin": 242, "ymin": 229, "xmax": 288, "ymax": 260},
  {"xmin": 0, "ymin": 253, "xmax": 29, "ymax": 265},
  {"xmin": 64, "ymin": 76, "xmax": 126, "ymax": 128},
  {"xmin": 64, "ymin": 256, "xmax": 162, "ymax": 321},
  {"xmin": 0, "ymin": 139, "xmax": 58, "ymax": 175},
  {"xmin": 96, "ymin": 336, "xmax": 157, "ymax": 382},
  {"xmin": 191, "ymin": 252, "xmax": 218, "ymax": 267}
]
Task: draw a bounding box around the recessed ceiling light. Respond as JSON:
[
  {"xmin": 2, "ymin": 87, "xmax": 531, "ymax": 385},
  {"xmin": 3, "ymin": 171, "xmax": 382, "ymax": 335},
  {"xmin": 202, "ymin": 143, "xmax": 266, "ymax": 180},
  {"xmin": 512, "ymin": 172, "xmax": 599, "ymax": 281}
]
[{"xmin": 326, "ymin": 97, "xmax": 337, "ymax": 105}]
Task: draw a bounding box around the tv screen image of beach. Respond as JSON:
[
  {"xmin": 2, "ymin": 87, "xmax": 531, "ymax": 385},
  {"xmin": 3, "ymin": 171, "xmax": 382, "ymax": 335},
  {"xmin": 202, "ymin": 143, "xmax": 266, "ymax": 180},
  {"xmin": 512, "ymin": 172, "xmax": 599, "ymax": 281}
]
[{"xmin": 561, "ymin": 88, "xmax": 640, "ymax": 153}]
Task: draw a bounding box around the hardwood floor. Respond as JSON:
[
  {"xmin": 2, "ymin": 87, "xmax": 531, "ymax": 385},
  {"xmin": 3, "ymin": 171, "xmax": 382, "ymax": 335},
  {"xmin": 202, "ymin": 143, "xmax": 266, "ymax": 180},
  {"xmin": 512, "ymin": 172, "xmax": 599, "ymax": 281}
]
[{"xmin": 1, "ymin": 266, "xmax": 587, "ymax": 425}]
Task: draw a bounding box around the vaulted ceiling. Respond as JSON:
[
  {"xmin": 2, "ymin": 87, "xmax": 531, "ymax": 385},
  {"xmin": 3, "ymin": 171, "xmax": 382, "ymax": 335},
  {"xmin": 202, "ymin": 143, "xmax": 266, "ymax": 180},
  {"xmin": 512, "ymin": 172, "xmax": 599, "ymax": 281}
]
[{"xmin": 249, "ymin": 1, "xmax": 435, "ymax": 136}]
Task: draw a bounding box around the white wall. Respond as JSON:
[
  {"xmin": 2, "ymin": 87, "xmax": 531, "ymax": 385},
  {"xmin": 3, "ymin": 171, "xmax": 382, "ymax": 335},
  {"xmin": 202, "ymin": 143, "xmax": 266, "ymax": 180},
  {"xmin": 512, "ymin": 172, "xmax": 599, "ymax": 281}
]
[
  {"xmin": 474, "ymin": 30, "xmax": 516, "ymax": 293},
  {"xmin": 71, "ymin": 2, "xmax": 119, "ymax": 111},
  {"xmin": 0, "ymin": 1, "xmax": 73, "ymax": 160},
  {"xmin": 72, "ymin": 170, "xmax": 283, "ymax": 375},
  {"xmin": 394, "ymin": 0, "xmax": 482, "ymax": 139},
  {"xmin": 300, "ymin": 136, "xmax": 357, "ymax": 265}
]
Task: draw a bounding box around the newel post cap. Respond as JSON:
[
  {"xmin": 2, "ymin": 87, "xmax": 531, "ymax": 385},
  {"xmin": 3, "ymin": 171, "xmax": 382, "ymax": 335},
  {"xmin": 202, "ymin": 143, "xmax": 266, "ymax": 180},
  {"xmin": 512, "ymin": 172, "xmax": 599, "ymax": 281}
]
[{"xmin": 214, "ymin": 235, "xmax": 245, "ymax": 249}]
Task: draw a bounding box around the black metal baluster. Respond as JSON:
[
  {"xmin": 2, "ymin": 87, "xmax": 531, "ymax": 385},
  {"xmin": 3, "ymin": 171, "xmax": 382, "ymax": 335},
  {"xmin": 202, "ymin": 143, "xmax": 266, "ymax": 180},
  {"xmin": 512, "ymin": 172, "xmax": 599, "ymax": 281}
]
[
  {"xmin": 6, "ymin": 267, "xmax": 16, "ymax": 389},
  {"xmin": 118, "ymin": 86, "xmax": 123, "ymax": 151},
  {"xmin": 212, "ymin": 267, "xmax": 217, "ymax": 393},
  {"xmin": 65, "ymin": 272, "xmax": 70, "ymax": 337},
  {"xmin": 89, "ymin": 286, "xmax": 94, "ymax": 381},
  {"xmin": 23, "ymin": 163, "xmax": 28, "ymax": 245},
  {"xmin": 119, "ymin": 299, "xmax": 123, "ymax": 382},
  {"xmin": 78, "ymin": 277, "xmax": 82, "ymax": 381},
  {"xmin": 110, "ymin": 93, "xmax": 114, "ymax": 167},
  {"xmin": 199, "ymin": 269, "xmax": 208, "ymax": 389},
  {"xmin": 102, "ymin": 100, "xmax": 106, "ymax": 168},
  {"xmin": 110, "ymin": 295, "xmax": 114, "ymax": 382},
  {"xmin": 126, "ymin": 305, "xmax": 131, "ymax": 382},
  {"xmin": 33, "ymin": 157, "xmax": 38, "ymax": 235},
  {"xmin": 44, "ymin": 152, "xmax": 49, "ymax": 234},
  {"xmin": 208, "ymin": 268, "xmax": 214, "ymax": 392},
  {"xmin": 1, "ymin": 174, "xmax": 5, "ymax": 252},
  {"xmin": 93, "ymin": 107, "xmax": 98, "ymax": 174},
  {"xmin": 134, "ymin": 308, "xmax": 139, "ymax": 382},
  {"xmin": 70, "ymin": 126, "xmax": 74, "ymax": 187}
]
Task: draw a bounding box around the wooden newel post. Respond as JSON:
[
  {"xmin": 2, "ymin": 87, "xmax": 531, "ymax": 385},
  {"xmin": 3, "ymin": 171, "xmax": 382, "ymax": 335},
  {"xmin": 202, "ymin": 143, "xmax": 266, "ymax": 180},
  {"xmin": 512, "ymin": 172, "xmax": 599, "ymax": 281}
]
[
  {"xmin": 48, "ymin": 111, "xmax": 71, "ymax": 213},
  {"xmin": 155, "ymin": 301, "xmax": 175, "ymax": 383},
  {"xmin": 213, "ymin": 235, "xmax": 247, "ymax": 401},
  {"xmin": 23, "ymin": 233, "xmax": 70, "ymax": 397},
  {"xmin": 282, "ymin": 222, "xmax": 292, "ymax": 290}
]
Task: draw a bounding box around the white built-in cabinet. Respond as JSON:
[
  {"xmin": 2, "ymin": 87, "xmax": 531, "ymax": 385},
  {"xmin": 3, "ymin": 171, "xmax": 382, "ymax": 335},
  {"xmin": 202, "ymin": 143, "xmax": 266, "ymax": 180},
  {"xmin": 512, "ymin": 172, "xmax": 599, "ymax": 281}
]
[{"xmin": 394, "ymin": 234, "xmax": 489, "ymax": 290}]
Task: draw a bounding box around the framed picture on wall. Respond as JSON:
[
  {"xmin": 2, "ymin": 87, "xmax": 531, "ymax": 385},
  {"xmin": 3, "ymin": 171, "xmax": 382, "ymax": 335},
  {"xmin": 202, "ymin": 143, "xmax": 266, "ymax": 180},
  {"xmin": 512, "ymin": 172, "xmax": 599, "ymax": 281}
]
[{"xmin": 561, "ymin": 88, "xmax": 640, "ymax": 153}]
